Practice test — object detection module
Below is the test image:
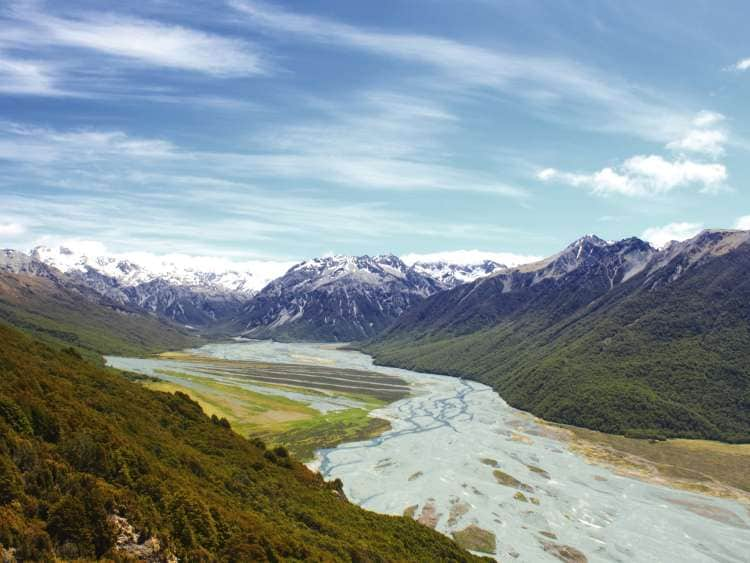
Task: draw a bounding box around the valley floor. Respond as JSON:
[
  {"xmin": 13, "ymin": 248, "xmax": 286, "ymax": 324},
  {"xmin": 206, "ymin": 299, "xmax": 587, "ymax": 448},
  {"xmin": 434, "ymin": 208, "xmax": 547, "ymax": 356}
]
[
  {"xmin": 556, "ymin": 424, "xmax": 750, "ymax": 500},
  {"xmin": 107, "ymin": 342, "xmax": 406, "ymax": 460},
  {"xmin": 110, "ymin": 340, "xmax": 750, "ymax": 562}
]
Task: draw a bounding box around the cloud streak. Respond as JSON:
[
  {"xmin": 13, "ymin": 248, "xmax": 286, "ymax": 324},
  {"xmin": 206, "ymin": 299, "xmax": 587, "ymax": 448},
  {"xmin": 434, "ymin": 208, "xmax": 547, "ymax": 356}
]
[
  {"xmin": 0, "ymin": 53, "xmax": 62, "ymax": 96},
  {"xmin": 229, "ymin": 0, "xmax": 697, "ymax": 143},
  {"xmin": 1, "ymin": 1, "xmax": 266, "ymax": 93}
]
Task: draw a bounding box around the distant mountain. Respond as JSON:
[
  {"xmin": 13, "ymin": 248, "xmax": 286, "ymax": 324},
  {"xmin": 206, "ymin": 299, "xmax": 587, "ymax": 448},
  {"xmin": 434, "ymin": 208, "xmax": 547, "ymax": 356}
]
[
  {"xmin": 15, "ymin": 245, "xmax": 511, "ymax": 336},
  {"xmin": 0, "ymin": 250, "xmax": 196, "ymax": 358},
  {"xmin": 28, "ymin": 245, "xmax": 290, "ymax": 328},
  {"xmin": 410, "ymin": 259, "xmax": 506, "ymax": 288},
  {"xmin": 31, "ymin": 245, "xmax": 287, "ymax": 294},
  {"xmin": 365, "ymin": 230, "xmax": 750, "ymax": 442},
  {"xmin": 233, "ymin": 254, "xmax": 444, "ymax": 341}
]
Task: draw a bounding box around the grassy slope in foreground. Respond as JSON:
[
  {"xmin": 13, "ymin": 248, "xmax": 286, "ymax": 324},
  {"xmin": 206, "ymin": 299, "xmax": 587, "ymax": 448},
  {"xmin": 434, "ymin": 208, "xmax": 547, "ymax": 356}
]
[
  {"xmin": 0, "ymin": 272, "xmax": 197, "ymax": 361},
  {"xmin": 364, "ymin": 244, "xmax": 750, "ymax": 442},
  {"xmin": 0, "ymin": 325, "xmax": 483, "ymax": 561}
]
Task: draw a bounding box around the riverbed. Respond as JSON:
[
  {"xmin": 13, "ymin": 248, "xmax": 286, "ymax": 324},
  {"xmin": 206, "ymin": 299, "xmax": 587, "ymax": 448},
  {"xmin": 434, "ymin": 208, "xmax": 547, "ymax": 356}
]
[{"xmin": 110, "ymin": 340, "xmax": 750, "ymax": 561}]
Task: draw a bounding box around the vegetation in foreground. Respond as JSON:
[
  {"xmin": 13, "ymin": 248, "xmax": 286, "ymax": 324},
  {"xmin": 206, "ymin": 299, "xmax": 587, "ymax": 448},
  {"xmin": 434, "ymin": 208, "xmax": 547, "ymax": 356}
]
[{"xmin": 0, "ymin": 324, "xmax": 483, "ymax": 561}]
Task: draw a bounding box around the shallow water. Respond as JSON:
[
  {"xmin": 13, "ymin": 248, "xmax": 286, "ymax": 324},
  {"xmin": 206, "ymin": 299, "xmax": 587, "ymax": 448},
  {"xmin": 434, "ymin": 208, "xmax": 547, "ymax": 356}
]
[{"xmin": 113, "ymin": 341, "xmax": 750, "ymax": 561}]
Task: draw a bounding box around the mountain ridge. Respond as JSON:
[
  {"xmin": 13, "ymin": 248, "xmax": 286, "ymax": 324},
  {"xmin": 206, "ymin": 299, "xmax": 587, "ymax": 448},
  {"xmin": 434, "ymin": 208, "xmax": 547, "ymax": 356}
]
[{"xmin": 364, "ymin": 229, "xmax": 750, "ymax": 442}]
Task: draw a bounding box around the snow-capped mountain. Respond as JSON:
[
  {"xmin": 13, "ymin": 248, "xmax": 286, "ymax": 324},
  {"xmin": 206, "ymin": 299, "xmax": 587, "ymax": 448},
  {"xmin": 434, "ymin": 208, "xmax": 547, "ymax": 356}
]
[
  {"xmin": 31, "ymin": 245, "xmax": 292, "ymax": 294},
  {"xmin": 26, "ymin": 245, "xmax": 296, "ymax": 328},
  {"xmin": 1, "ymin": 249, "xmax": 60, "ymax": 279},
  {"xmin": 233, "ymin": 254, "xmax": 443, "ymax": 341},
  {"xmin": 411, "ymin": 260, "xmax": 507, "ymax": 288}
]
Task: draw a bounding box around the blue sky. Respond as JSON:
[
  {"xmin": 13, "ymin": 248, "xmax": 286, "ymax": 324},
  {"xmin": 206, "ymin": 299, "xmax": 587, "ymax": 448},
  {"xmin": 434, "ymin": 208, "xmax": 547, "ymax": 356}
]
[{"xmin": 1, "ymin": 0, "xmax": 749, "ymax": 263}]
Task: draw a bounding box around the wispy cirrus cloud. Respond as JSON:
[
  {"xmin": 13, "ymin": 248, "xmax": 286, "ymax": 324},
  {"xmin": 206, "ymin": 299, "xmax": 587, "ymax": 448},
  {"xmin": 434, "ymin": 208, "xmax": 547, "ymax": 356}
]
[
  {"xmin": 228, "ymin": 0, "xmax": 696, "ymax": 143},
  {"xmin": 230, "ymin": 92, "xmax": 527, "ymax": 197},
  {"xmin": 0, "ymin": 122, "xmax": 178, "ymax": 162},
  {"xmin": 1, "ymin": 176, "xmax": 527, "ymax": 259},
  {"xmin": 0, "ymin": 1, "xmax": 266, "ymax": 98},
  {"xmin": 0, "ymin": 53, "xmax": 62, "ymax": 95},
  {"xmin": 0, "ymin": 92, "xmax": 529, "ymax": 199}
]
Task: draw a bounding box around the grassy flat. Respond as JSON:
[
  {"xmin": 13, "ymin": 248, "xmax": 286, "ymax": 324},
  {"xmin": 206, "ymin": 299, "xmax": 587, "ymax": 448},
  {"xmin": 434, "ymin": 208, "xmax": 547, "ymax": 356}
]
[
  {"xmin": 559, "ymin": 424, "xmax": 750, "ymax": 501},
  {"xmin": 141, "ymin": 357, "xmax": 398, "ymax": 461}
]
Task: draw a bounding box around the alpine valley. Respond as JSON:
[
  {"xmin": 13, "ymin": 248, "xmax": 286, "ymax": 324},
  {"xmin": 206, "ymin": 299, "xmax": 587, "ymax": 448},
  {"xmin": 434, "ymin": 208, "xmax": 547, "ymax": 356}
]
[
  {"xmin": 3, "ymin": 230, "xmax": 750, "ymax": 442},
  {"xmin": 2, "ymin": 230, "xmax": 750, "ymax": 561}
]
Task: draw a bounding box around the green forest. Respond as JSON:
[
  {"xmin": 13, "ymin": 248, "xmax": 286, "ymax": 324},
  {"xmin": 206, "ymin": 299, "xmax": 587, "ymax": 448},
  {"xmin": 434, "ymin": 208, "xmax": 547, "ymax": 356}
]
[{"xmin": 365, "ymin": 245, "xmax": 750, "ymax": 443}]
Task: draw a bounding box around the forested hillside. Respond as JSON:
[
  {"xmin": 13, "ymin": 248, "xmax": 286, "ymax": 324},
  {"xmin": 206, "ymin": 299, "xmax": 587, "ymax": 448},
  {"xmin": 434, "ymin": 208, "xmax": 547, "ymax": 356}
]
[
  {"xmin": 0, "ymin": 325, "xmax": 482, "ymax": 561},
  {"xmin": 0, "ymin": 271, "xmax": 197, "ymax": 361},
  {"xmin": 366, "ymin": 231, "xmax": 750, "ymax": 442}
]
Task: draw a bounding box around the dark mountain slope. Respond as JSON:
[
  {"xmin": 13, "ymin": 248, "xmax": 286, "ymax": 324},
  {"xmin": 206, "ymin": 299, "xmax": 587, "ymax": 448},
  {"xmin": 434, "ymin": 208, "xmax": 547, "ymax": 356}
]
[
  {"xmin": 0, "ymin": 251, "xmax": 196, "ymax": 360},
  {"xmin": 0, "ymin": 324, "xmax": 482, "ymax": 561},
  {"xmin": 234, "ymin": 255, "xmax": 442, "ymax": 341},
  {"xmin": 365, "ymin": 231, "xmax": 750, "ymax": 442}
]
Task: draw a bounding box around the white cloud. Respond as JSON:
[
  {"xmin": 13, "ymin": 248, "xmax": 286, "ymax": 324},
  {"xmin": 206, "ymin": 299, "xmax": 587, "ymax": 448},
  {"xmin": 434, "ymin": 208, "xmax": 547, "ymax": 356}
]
[
  {"xmin": 538, "ymin": 155, "xmax": 727, "ymax": 197},
  {"xmin": 6, "ymin": 6, "xmax": 265, "ymax": 76},
  {"xmin": 666, "ymin": 129, "xmax": 727, "ymax": 158},
  {"xmin": 0, "ymin": 53, "xmax": 61, "ymax": 96},
  {"xmin": 692, "ymin": 111, "xmax": 725, "ymax": 128},
  {"xmin": 401, "ymin": 249, "xmax": 540, "ymax": 267},
  {"xmin": 641, "ymin": 222, "xmax": 703, "ymax": 249},
  {"xmin": 666, "ymin": 111, "xmax": 727, "ymax": 158},
  {"xmin": 733, "ymin": 58, "xmax": 750, "ymax": 71},
  {"xmin": 0, "ymin": 221, "xmax": 25, "ymax": 237},
  {"xmin": 735, "ymin": 215, "xmax": 750, "ymax": 230}
]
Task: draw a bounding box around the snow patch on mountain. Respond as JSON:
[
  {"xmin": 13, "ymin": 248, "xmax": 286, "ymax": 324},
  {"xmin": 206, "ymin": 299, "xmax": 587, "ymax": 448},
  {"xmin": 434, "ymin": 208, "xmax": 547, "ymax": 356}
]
[
  {"xmin": 401, "ymin": 249, "xmax": 541, "ymax": 268},
  {"xmin": 30, "ymin": 244, "xmax": 295, "ymax": 293},
  {"xmin": 411, "ymin": 260, "xmax": 507, "ymax": 288}
]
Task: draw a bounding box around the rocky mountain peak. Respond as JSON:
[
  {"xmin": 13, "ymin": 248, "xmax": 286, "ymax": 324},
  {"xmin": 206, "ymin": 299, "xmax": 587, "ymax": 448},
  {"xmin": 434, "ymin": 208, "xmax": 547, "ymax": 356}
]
[{"xmin": 1, "ymin": 249, "xmax": 59, "ymax": 278}]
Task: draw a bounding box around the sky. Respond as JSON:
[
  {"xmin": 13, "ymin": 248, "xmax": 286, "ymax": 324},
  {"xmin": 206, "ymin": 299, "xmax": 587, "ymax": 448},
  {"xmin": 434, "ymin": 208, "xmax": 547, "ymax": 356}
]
[{"xmin": 1, "ymin": 0, "xmax": 749, "ymax": 265}]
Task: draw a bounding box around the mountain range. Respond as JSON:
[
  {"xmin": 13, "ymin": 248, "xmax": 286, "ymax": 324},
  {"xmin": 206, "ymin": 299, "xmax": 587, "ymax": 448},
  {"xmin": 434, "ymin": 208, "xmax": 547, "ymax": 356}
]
[
  {"xmin": 3, "ymin": 245, "xmax": 507, "ymax": 337},
  {"xmin": 3, "ymin": 230, "xmax": 750, "ymax": 441}
]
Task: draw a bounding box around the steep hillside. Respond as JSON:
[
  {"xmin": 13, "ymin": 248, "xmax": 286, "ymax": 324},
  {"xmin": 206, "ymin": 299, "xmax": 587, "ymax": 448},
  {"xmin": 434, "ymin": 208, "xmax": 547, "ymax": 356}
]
[
  {"xmin": 234, "ymin": 255, "xmax": 442, "ymax": 341},
  {"xmin": 0, "ymin": 324, "xmax": 482, "ymax": 561},
  {"xmin": 365, "ymin": 230, "xmax": 750, "ymax": 442},
  {"xmin": 0, "ymin": 250, "xmax": 196, "ymax": 359}
]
